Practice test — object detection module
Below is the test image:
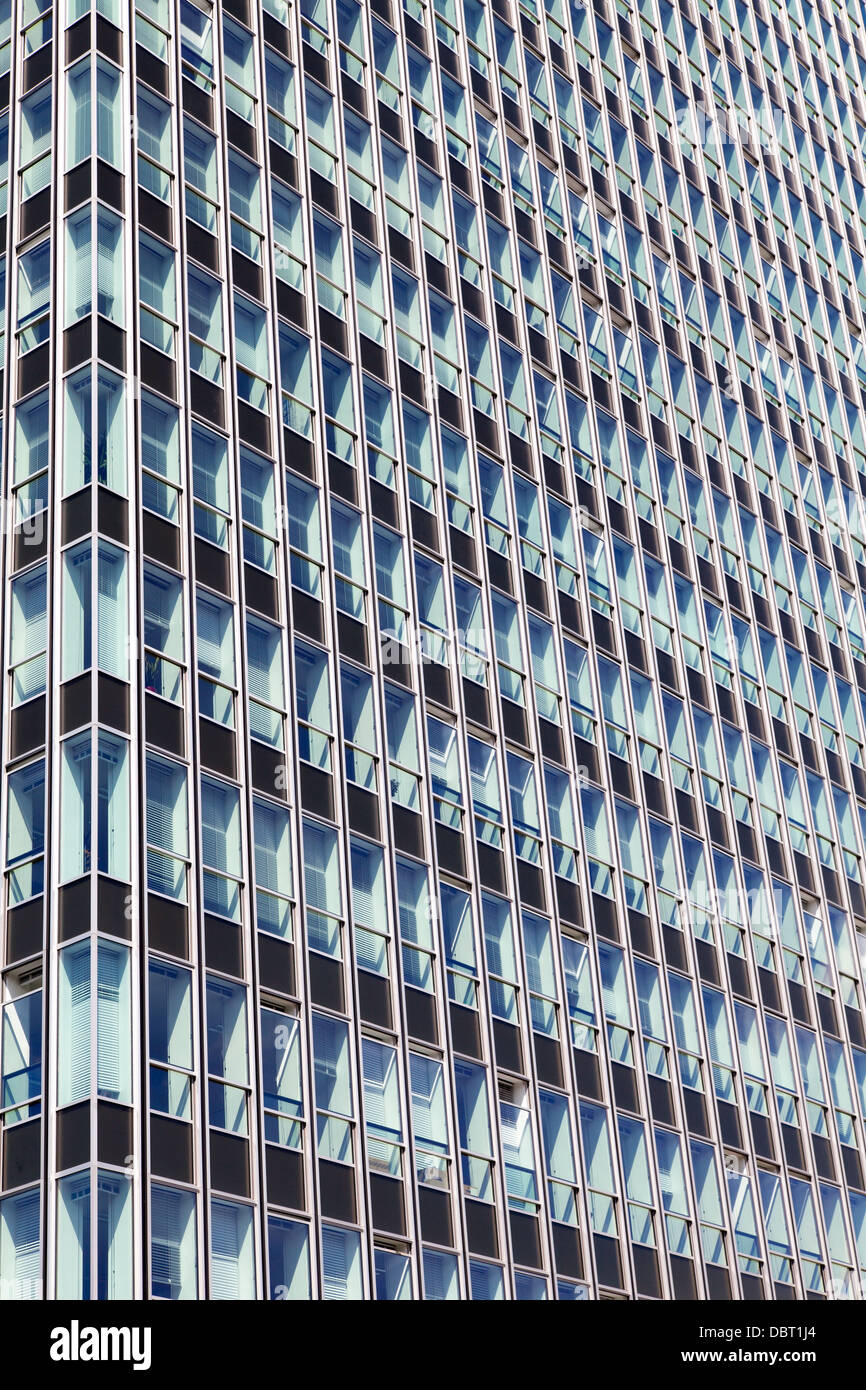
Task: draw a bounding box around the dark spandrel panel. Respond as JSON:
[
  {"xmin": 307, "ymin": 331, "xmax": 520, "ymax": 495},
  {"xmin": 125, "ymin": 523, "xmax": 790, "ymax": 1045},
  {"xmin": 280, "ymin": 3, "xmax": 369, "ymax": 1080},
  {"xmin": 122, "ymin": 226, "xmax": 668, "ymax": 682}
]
[
  {"xmin": 318, "ymin": 306, "xmax": 348, "ymax": 355},
  {"xmin": 492, "ymin": 1019, "xmax": 523, "ymax": 1075},
  {"xmin": 369, "ymin": 477, "xmax": 399, "ymax": 527},
  {"xmin": 633, "ymin": 1243, "xmax": 662, "ymax": 1298},
  {"xmin": 477, "ymin": 843, "xmax": 506, "ymax": 894},
  {"xmin": 97, "ymin": 488, "xmax": 128, "ymax": 544},
  {"xmin": 97, "ymin": 318, "xmax": 125, "ymax": 370},
  {"xmin": 340, "ymin": 69, "xmax": 367, "ymax": 117},
  {"xmin": 781, "ymin": 1123, "xmax": 806, "ymax": 1173},
  {"xmin": 741, "ymin": 1273, "xmax": 765, "ymax": 1301},
  {"xmin": 61, "ymin": 488, "xmax": 90, "ymax": 546},
  {"xmin": 748, "ymin": 1110, "xmax": 775, "ymax": 1162},
  {"xmin": 66, "ymin": 15, "xmax": 89, "ymax": 62},
  {"xmin": 187, "ymin": 219, "xmax": 220, "ymax": 273},
  {"xmin": 399, "ymin": 358, "xmax": 426, "ymax": 405},
  {"xmin": 265, "ymin": 1145, "xmax": 304, "ymax": 1213},
  {"xmin": 670, "ymin": 1255, "xmax": 698, "ymax": 1301},
  {"xmin": 465, "ymin": 1200, "xmax": 498, "ymax": 1259},
  {"xmin": 147, "ymin": 895, "xmax": 189, "ymax": 961},
  {"xmin": 392, "ymin": 806, "xmax": 424, "ymax": 858},
  {"xmin": 612, "ymin": 1061, "xmax": 639, "ymax": 1114},
  {"xmin": 758, "ymin": 967, "xmax": 782, "ymax": 1013},
  {"xmin": 522, "ymin": 570, "xmax": 549, "ymax": 617},
  {"xmin": 787, "ymin": 978, "xmax": 812, "ymax": 1027},
  {"xmin": 649, "ymin": 1076, "xmax": 675, "ymax": 1126},
  {"xmin": 337, "ymin": 611, "xmax": 367, "ymax": 666},
  {"xmin": 435, "ymin": 823, "xmax": 465, "ymax": 878},
  {"xmin": 204, "ymin": 915, "xmax": 243, "ymax": 979},
  {"xmin": 96, "ymin": 160, "xmax": 124, "ymax": 213},
  {"xmin": 257, "ymin": 933, "xmax": 294, "ymax": 998},
  {"xmin": 510, "ymin": 1212, "xmax": 542, "ymax": 1269},
  {"xmin": 593, "ymin": 1234, "xmax": 623, "ymax": 1290},
  {"xmin": 346, "ymin": 784, "xmax": 379, "ymax": 838},
  {"xmin": 309, "ymin": 170, "xmax": 339, "ymax": 216},
  {"xmin": 419, "ymin": 1186, "xmax": 452, "ymax": 1248},
  {"xmin": 359, "ymin": 334, "xmax": 387, "ymax": 382},
  {"xmin": 223, "ymin": 0, "xmax": 250, "ymax": 23},
  {"xmin": 534, "ymin": 1033, "xmax": 563, "ymax": 1088},
  {"xmin": 842, "ymin": 1146, "xmax": 863, "ymax": 1191},
  {"xmin": 251, "ymin": 742, "xmax": 286, "ymax": 799},
  {"xmin": 65, "ymin": 162, "xmax": 91, "ymax": 213},
  {"xmin": 318, "ymin": 1160, "xmax": 356, "ymax": 1223},
  {"xmin": 291, "ymin": 590, "xmax": 324, "ymax": 642},
  {"xmin": 556, "ymin": 876, "xmax": 582, "ymax": 927},
  {"xmin": 2, "ymin": 1118, "xmax": 41, "ymax": 1190},
  {"xmin": 137, "ymin": 44, "xmax": 170, "ymax": 95},
  {"xmin": 516, "ymin": 858, "xmax": 545, "ymax": 911},
  {"xmin": 58, "ymin": 878, "xmax": 91, "ymax": 942},
  {"xmin": 299, "ymin": 763, "xmax": 333, "ymax": 820},
  {"xmin": 23, "ymin": 43, "xmax": 52, "ymax": 92},
  {"xmin": 182, "ymin": 77, "xmax": 213, "ymax": 128},
  {"xmin": 302, "ymin": 42, "xmax": 329, "ymax": 88},
  {"xmin": 283, "ymin": 427, "xmax": 314, "ymax": 477},
  {"xmin": 727, "ymin": 951, "xmax": 751, "ymax": 1000},
  {"xmin": 190, "ymin": 374, "xmax": 224, "ymax": 429},
  {"xmin": 500, "ymin": 697, "xmax": 528, "ymax": 747},
  {"xmin": 683, "ymin": 1087, "xmax": 710, "ymax": 1138},
  {"xmin": 573, "ymin": 1047, "xmax": 603, "ymax": 1101},
  {"xmin": 591, "ymin": 892, "xmax": 619, "ymax": 942},
  {"xmin": 138, "ymin": 189, "xmax": 173, "ymax": 242},
  {"xmin": 7, "ymin": 898, "xmax": 44, "ymax": 965},
  {"xmin": 461, "ymin": 677, "xmax": 489, "ymax": 728},
  {"xmin": 422, "ymin": 660, "xmax": 452, "ymax": 711},
  {"xmin": 237, "ymin": 401, "xmax": 270, "ymax": 455},
  {"xmin": 140, "ymin": 343, "xmax": 176, "ymax": 398},
  {"xmin": 309, "ymin": 952, "xmax": 344, "ymax": 1013},
  {"xmin": 199, "ymin": 718, "xmax": 236, "ymax": 779},
  {"xmin": 98, "ymin": 1102, "xmax": 133, "ymax": 1167},
  {"xmin": 695, "ymin": 939, "xmax": 720, "ymax": 986},
  {"xmin": 845, "ymin": 1005, "xmax": 866, "ymax": 1050},
  {"xmin": 97, "ymin": 876, "xmax": 132, "ymax": 940},
  {"xmin": 143, "ymin": 511, "xmax": 181, "ymax": 569},
  {"xmin": 18, "ymin": 341, "xmax": 50, "ymax": 397},
  {"xmin": 706, "ymin": 1265, "xmax": 733, "ymax": 1299},
  {"xmin": 244, "ymin": 564, "xmax": 279, "ymax": 620},
  {"xmin": 609, "ymin": 753, "xmax": 633, "ymax": 800},
  {"xmin": 410, "ymin": 500, "xmax": 439, "ymax": 554},
  {"xmin": 195, "ymin": 537, "xmax": 232, "ymax": 595},
  {"xmin": 348, "ymin": 199, "xmax": 376, "ymax": 244},
  {"xmin": 327, "ymin": 451, "xmax": 357, "ymax": 503},
  {"xmin": 95, "ymin": 14, "xmax": 122, "ymax": 62},
  {"xmin": 449, "ymin": 1003, "xmax": 482, "ymax": 1060},
  {"xmin": 404, "ymin": 986, "xmax": 437, "ymax": 1045},
  {"xmin": 57, "ymin": 1103, "xmax": 90, "ymax": 1172},
  {"xmin": 145, "ymin": 694, "xmax": 184, "ymax": 757},
  {"xmin": 358, "ymin": 970, "xmax": 391, "ymax": 1031},
  {"xmin": 10, "ymin": 696, "xmax": 45, "ymax": 760},
  {"xmin": 662, "ymin": 924, "xmax": 688, "ymax": 972},
  {"xmin": 553, "ymin": 1223, "xmax": 583, "ymax": 1281},
  {"xmin": 717, "ymin": 1099, "xmax": 741, "ymax": 1149},
  {"xmin": 209, "ymin": 1131, "xmax": 250, "ymax": 1199},
  {"xmin": 370, "ymin": 1175, "xmax": 405, "ymax": 1236},
  {"xmin": 628, "ymin": 910, "xmax": 654, "ymax": 958}
]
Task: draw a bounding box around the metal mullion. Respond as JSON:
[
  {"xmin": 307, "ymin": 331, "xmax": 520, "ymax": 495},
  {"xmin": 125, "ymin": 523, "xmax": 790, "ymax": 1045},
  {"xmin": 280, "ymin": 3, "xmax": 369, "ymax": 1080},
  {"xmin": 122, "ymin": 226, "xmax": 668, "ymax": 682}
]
[
  {"xmin": 164, "ymin": 0, "xmax": 211, "ymax": 1303},
  {"xmin": 253, "ymin": 3, "xmax": 327, "ymax": 1301},
  {"xmin": 39, "ymin": 0, "xmax": 67, "ymax": 1301}
]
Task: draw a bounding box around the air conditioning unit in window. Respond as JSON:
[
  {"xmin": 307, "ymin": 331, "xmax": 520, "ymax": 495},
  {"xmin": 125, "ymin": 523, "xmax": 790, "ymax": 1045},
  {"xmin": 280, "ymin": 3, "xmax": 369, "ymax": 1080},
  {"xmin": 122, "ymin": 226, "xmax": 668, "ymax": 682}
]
[
  {"xmin": 723, "ymin": 1151, "xmax": 748, "ymax": 1176},
  {"xmin": 419, "ymin": 1163, "xmax": 446, "ymax": 1186}
]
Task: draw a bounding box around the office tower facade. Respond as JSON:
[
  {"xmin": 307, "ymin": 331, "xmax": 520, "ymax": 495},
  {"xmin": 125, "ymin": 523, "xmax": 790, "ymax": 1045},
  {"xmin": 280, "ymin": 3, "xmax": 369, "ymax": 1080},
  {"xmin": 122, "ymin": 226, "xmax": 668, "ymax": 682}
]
[{"xmin": 2, "ymin": 0, "xmax": 866, "ymax": 1305}]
